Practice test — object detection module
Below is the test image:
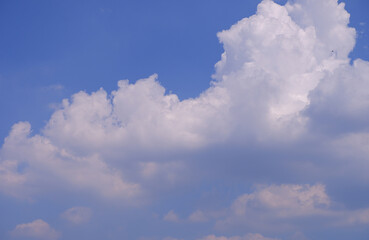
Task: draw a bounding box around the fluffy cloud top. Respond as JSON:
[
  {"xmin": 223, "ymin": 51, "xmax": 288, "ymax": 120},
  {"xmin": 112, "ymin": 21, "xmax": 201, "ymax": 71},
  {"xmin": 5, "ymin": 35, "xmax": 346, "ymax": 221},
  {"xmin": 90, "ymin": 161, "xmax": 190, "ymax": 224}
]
[{"xmin": 10, "ymin": 219, "xmax": 60, "ymax": 240}]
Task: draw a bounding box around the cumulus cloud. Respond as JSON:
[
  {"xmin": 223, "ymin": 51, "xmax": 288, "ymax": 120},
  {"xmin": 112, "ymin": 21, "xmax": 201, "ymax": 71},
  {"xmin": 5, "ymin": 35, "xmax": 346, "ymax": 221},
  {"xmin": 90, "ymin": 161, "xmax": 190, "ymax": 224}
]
[
  {"xmin": 189, "ymin": 210, "xmax": 208, "ymax": 222},
  {"xmin": 10, "ymin": 219, "xmax": 60, "ymax": 240},
  {"xmin": 139, "ymin": 161, "xmax": 187, "ymax": 186},
  {"xmin": 185, "ymin": 184, "xmax": 369, "ymax": 232},
  {"xmin": 214, "ymin": 0, "xmax": 354, "ymax": 129},
  {"xmin": 0, "ymin": 122, "xmax": 140, "ymax": 201},
  {"xmin": 344, "ymin": 209, "xmax": 369, "ymax": 225},
  {"xmin": 61, "ymin": 207, "xmax": 92, "ymax": 224},
  {"xmin": 43, "ymin": 74, "xmax": 228, "ymax": 153},
  {"xmin": 193, "ymin": 184, "xmax": 333, "ymax": 231},
  {"xmin": 0, "ymin": 158, "xmax": 27, "ymax": 199},
  {"xmin": 230, "ymin": 184, "xmax": 330, "ymax": 217},
  {"xmin": 0, "ymin": 1, "xmax": 368, "ymax": 232},
  {"xmin": 164, "ymin": 210, "xmax": 180, "ymax": 222},
  {"xmin": 2, "ymin": 0, "xmax": 369, "ymax": 239}
]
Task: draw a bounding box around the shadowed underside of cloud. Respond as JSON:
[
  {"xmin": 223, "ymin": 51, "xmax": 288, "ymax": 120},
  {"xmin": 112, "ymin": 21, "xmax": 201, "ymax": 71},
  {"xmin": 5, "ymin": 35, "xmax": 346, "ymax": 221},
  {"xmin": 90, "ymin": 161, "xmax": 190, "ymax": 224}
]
[{"xmin": 1, "ymin": 0, "xmax": 369, "ymax": 238}]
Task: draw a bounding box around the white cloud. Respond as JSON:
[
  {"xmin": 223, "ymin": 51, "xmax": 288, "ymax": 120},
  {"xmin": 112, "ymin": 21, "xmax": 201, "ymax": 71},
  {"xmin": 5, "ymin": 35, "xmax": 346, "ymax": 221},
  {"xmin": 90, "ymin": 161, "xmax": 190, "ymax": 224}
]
[
  {"xmin": 285, "ymin": 0, "xmax": 355, "ymax": 59},
  {"xmin": 212, "ymin": 184, "xmax": 331, "ymax": 231},
  {"xmin": 61, "ymin": 207, "xmax": 92, "ymax": 224},
  {"xmin": 0, "ymin": 159, "xmax": 27, "ymax": 199},
  {"xmin": 139, "ymin": 161, "xmax": 186, "ymax": 186},
  {"xmin": 43, "ymin": 74, "xmax": 228, "ymax": 154},
  {"xmin": 189, "ymin": 210, "xmax": 208, "ymax": 222},
  {"xmin": 230, "ymin": 184, "xmax": 330, "ymax": 217},
  {"xmin": 196, "ymin": 183, "xmax": 369, "ymax": 232},
  {"xmin": 344, "ymin": 209, "xmax": 369, "ymax": 225},
  {"xmin": 0, "ymin": 122, "xmax": 140, "ymax": 201},
  {"xmin": 164, "ymin": 210, "xmax": 180, "ymax": 222},
  {"xmin": 215, "ymin": 0, "xmax": 336, "ymax": 125},
  {"xmin": 10, "ymin": 219, "xmax": 60, "ymax": 240}
]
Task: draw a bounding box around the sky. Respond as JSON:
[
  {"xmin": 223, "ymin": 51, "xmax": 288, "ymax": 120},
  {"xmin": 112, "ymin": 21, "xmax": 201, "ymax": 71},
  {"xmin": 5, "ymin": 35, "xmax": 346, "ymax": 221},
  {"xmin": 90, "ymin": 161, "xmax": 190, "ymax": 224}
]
[{"xmin": 1, "ymin": 0, "xmax": 369, "ymax": 239}]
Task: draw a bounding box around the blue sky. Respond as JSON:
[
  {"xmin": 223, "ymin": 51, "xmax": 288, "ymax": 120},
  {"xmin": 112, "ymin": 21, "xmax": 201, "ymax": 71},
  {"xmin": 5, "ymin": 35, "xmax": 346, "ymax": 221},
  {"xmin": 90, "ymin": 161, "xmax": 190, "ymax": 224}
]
[{"xmin": 1, "ymin": 0, "xmax": 369, "ymax": 240}]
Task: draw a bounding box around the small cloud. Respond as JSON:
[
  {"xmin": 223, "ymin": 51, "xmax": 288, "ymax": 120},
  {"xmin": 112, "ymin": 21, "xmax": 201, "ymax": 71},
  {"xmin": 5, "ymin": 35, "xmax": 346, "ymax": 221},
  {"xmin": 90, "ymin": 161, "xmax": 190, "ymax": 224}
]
[
  {"xmin": 61, "ymin": 207, "xmax": 92, "ymax": 224},
  {"xmin": 42, "ymin": 84, "xmax": 64, "ymax": 91},
  {"xmin": 230, "ymin": 184, "xmax": 330, "ymax": 217},
  {"xmin": 338, "ymin": 208, "xmax": 369, "ymax": 226},
  {"xmin": 49, "ymin": 84, "xmax": 64, "ymax": 90},
  {"xmin": 140, "ymin": 162, "xmax": 159, "ymax": 178},
  {"xmin": 164, "ymin": 210, "xmax": 179, "ymax": 222},
  {"xmin": 48, "ymin": 102, "xmax": 64, "ymax": 110},
  {"xmin": 189, "ymin": 210, "xmax": 208, "ymax": 222},
  {"xmin": 10, "ymin": 219, "xmax": 60, "ymax": 240},
  {"xmin": 100, "ymin": 8, "xmax": 112, "ymax": 14}
]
